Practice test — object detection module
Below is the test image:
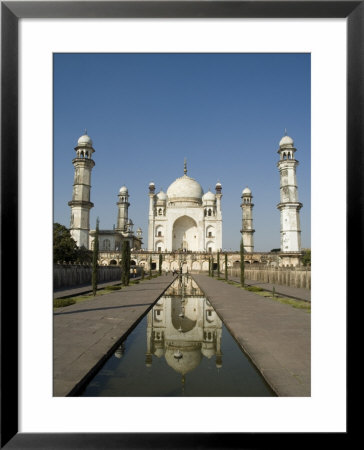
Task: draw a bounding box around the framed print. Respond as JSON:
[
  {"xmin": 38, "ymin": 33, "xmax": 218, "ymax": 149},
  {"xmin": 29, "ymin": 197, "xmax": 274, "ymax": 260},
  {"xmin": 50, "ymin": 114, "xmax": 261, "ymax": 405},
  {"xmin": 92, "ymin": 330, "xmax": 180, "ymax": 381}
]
[{"xmin": 2, "ymin": 1, "xmax": 358, "ymax": 447}]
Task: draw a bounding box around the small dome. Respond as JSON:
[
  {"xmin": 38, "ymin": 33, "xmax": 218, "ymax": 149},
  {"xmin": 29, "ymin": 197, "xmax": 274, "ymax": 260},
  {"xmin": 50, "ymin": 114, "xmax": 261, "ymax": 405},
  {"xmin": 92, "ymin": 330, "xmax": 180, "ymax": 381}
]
[
  {"xmin": 119, "ymin": 185, "xmax": 128, "ymax": 194},
  {"xmin": 202, "ymin": 190, "xmax": 216, "ymax": 201},
  {"xmin": 279, "ymin": 135, "xmax": 294, "ymax": 147},
  {"xmin": 201, "ymin": 343, "xmax": 215, "ymax": 359},
  {"xmin": 149, "ymin": 181, "xmax": 155, "ymax": 186},
  {"xmin": 156, "ymin": 190, "xmax": 167, "ymax": 201},
  {"xmin": 77, "ymin": 133, "xmax": 93, "ymax": 147},
  {"xmin": 154, "ymin": 347, "xmax": 164, "ymax": 358},
  {"xmin": 242, "ymin": 187, "xmax": 252, "ymax": 195},
  {"xmin": 215, "ymin": 182, "xmax": 222, "ymax": 187},
  {"xmin": 167, "ymin": 175, "xmax": 204, "ymax": 203}
]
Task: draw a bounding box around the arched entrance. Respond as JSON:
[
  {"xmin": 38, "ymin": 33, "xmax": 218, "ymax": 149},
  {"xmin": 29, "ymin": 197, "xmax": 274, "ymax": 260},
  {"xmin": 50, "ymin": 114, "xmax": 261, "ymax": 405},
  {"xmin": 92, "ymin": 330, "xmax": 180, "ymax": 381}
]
[{"xmin": 172, "ymin": 216, "xmax": 198, "ymax": 251}]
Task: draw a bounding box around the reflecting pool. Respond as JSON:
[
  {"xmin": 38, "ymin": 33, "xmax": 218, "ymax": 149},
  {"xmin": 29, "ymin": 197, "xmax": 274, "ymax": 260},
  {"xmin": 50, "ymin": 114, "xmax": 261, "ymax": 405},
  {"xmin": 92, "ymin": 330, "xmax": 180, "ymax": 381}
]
[{"xmin": 80, "ymin": 275, "xmax": 275, "ymax": 396}]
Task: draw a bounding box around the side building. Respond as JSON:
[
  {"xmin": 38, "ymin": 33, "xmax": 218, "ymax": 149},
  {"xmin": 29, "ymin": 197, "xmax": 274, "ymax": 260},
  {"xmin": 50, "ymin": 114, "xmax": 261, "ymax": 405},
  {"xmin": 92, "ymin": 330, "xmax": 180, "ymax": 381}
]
[{"xmin": 88, "ymin": 185, "xmax": 143, "ymax": 265}]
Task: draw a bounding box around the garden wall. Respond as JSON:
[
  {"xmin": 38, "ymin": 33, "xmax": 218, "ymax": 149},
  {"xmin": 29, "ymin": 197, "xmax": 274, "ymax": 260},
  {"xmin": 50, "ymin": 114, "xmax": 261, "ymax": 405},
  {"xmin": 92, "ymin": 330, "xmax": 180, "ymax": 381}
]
[
  {"xmin": 54, "ymin": 264, "xmax": 122, "ymax": 290},
  {"xmin": 230, "ymin": 266, "xmax": 311, "ymax": 290}
]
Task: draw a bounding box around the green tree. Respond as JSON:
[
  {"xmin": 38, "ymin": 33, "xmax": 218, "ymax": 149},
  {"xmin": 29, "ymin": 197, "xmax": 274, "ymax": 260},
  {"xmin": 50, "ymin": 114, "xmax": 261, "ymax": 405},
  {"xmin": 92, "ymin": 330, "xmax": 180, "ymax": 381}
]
[
  {"xmin": 217, "ymin": 251, "xmax": 220, "ymax": 277},
  {"xmin": 211, "ymin": 255, "xmax": 214, "ymax": 278},
  {"xmin": 92, "ymin": 218, "xmax": 100, "ymax": 296},
  {"xmin": 53, "ymin": 223, "xmax": 78, "ymax": 263},
  {"xmin": 121, "ymin": 240, "xmax": 131, "ymax": 286},
  {"xmin": 225, "ymin": 253, "xmax": 228, "ymax": 281},
  {"xmin": 208, "ymin": 257, "xmax": 211, "ymax": 276},
  {"xmin": 159, "ymin": 253, "xmax": 163, "ymax": 275},
  {"xmin": 149, "ymin": 256, "xmax": 153, "ymax": 279},
  {"xmin": 301, "ymin": 249, "xmax": 311, "ymax": 267},
  {"xmin": 76, "ymin": 245, "xmax": 93, "ymax": 264},
  {"xmin": 240, "ymin": 237, "xmax": 245, "ymax": 287}
]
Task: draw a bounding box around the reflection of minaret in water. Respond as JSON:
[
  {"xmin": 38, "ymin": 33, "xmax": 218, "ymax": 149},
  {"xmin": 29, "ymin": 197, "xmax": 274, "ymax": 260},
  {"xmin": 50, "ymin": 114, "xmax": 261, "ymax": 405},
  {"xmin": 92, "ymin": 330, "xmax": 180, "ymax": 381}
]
[
  {"xmin": 216, "ymin": 354, "xmax": 222, "ymax": 373},
  {"xmin": 145, "ymin": 312, "xmax": 153, "ymax": 367},
  {"xmin": 114, "ymin": 343, "xmax": 125, "ymax": 359},
  {"xmin": 145, "ymin": 353, "xmax": 152, "ymax": 368},
  {"xmin": 216, "ymin": 325, "xmax": 223, "ymax": 371},
  {"xmin": 178, "ymin": 278, "xmax": 186, "ymax": 331},
  {"xmin": 182, "ymin": 375, "xmax": 186, "ymax": 396}
]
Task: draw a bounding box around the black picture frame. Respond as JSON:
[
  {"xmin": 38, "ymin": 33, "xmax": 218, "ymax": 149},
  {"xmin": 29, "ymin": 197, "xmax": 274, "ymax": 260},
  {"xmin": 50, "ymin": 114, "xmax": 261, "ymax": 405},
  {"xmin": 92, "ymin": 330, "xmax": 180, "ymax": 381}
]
[{"xmin": 1, "ymin": 1, "xmax": 357, "ymax": 448}]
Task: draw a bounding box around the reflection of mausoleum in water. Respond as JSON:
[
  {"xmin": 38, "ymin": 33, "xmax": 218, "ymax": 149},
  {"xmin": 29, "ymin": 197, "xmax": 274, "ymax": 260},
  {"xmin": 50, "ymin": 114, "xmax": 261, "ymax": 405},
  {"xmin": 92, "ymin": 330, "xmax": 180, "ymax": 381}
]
[{"xmin": 145, "ymin": 276, "xmax": 222, "ymax": 377}]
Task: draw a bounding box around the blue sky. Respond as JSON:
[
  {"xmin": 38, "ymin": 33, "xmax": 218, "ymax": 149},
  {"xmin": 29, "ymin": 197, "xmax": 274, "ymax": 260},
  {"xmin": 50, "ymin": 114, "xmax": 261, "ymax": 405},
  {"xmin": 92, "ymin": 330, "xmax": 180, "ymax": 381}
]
[{"xmin": 54, "ymin": 53, "xmax": 310, "ymax": 252}]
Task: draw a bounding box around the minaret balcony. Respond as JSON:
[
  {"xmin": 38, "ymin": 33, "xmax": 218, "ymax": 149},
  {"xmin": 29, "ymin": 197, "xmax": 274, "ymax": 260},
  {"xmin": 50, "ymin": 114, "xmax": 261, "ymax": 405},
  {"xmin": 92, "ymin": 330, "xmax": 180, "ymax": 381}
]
[
  {"xmin": 277, "ymin": 202, "xmax": 303, "ymax": 210},
  {"xmin": 68, "ymin": 200, "xmax": 94, "ymax": 209},
  {"xmin": 72, "ymin": 157, "xmax": 95, "ymax": 167}
]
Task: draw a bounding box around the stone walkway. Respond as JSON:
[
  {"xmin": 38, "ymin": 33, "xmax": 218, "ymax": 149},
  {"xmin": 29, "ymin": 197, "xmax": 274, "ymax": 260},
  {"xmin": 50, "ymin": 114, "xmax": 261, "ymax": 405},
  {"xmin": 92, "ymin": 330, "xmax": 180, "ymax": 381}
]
[
  {"xmin": 229, "ymin": 276, "xmax": 311, "ymax": 302},
  {"xmin": 53, "ymin": 275, "xmax": 174, "ymax": 396},
  {"xmin": 53, "ymin": 277, "xmax": 139, "ymax": 299},
  {"xmin": 193, "ymin": 274, "xmax": 311, "ymax": 396}
]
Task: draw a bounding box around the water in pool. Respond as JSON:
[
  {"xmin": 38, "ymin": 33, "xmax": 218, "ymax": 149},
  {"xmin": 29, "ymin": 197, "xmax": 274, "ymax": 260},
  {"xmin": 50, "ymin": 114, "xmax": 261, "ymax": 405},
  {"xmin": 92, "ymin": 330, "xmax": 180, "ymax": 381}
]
[{"xmin": 80, "ymin": 275, "xmax": 275, "ymax": 396}]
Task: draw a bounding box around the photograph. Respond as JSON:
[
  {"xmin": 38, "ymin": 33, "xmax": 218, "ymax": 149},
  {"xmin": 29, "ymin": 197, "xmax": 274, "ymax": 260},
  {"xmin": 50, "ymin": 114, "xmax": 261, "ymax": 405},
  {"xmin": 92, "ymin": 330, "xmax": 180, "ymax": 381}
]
[
  {"xmin": 53, "ymin": 53, "xmax": 311, "ymax": 398},
  {"xmin": 2, "ymin": 1, "xmax": 355, "ymax": 445}
]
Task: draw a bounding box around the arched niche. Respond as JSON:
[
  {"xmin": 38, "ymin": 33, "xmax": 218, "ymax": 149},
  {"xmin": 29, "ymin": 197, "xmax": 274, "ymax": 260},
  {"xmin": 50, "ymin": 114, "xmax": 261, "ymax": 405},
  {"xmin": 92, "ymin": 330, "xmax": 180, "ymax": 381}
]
[{"xmin": 172, "ymin": 216, "xmax": 198, "ymax": 251}]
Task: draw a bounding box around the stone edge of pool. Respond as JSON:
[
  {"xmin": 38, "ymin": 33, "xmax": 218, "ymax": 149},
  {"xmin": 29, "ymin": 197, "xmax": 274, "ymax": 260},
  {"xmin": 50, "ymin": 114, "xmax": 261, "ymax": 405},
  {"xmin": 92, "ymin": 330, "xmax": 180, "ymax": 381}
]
[{"xmin": 191, "ymin": 274, "xmax": 311, "ymax": 397}]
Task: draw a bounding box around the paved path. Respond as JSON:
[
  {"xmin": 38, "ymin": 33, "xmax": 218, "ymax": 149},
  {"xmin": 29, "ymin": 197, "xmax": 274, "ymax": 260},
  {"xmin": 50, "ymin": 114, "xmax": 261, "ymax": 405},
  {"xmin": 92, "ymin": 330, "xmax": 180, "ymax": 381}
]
[
  {"xmin": 229, "ymin": 277, "xmax": 311, "ymax": 302},
  {"xmin": 54, "ymin": 277, "xmax": 140, "ymax": 299},
  {"xmin": 53, "ymin": 275, "xmax": 175, "ymax": 396},
  {"xmin": 193, "ymin": 275, "xmax": 311, "ymax": 396}
]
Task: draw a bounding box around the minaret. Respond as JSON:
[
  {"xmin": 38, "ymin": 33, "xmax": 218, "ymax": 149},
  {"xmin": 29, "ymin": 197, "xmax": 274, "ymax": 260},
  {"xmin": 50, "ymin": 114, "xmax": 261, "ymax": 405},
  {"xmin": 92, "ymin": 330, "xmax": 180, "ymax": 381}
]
[
  {"xmin": 147, "ymin": 182, "xmax": 156, "ymax": 251},
  {"xmin": 116, "ymin": 185, "xmax": 129, "ymax": 232},
  {"xmin": 136, "ymin": 227, "xmax": 143, "ymax": 239},
  {"xmin": 68, "ymin": 131, "xmax": 95, "ymax": 249},
  {"xmin": 240, "ymin": 187, "xmax": 255, "ymax": 252},
  {"xmin": 277, "ymin": 131, "xmax": 303, "ymax": 253},
  {"xmin": 215, "ymin": 181, "xmax": 222, "ymax": 214},
  {"xmin": 215, "ymin": 181, "xmax": 223, "ymax": 251}
]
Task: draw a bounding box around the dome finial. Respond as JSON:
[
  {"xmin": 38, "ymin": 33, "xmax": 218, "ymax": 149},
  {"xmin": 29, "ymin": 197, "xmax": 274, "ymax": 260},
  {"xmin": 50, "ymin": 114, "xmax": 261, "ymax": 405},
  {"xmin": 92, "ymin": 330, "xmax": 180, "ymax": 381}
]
[
  {"xmin": 284, "ymin": 128, "xmax": 287, "ymax": 136},
  {"xmin": 184, "ymin": 158, "xmax": 187, "ymax": 175},
  {"xmin": 84, "ymin": 128, "xmax": 87, "ymax": 135}
]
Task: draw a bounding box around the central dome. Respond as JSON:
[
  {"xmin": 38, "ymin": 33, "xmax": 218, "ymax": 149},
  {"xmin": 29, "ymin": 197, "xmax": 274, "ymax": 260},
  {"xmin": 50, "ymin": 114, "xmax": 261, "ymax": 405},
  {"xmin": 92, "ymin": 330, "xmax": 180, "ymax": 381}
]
[
  {"xmin": 166, "ymin": 175, "xmax": 204, "ymax": 203},
  {"xmin": 164, "ymin": 344, "xmax": 202, "ymax": 375}
]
